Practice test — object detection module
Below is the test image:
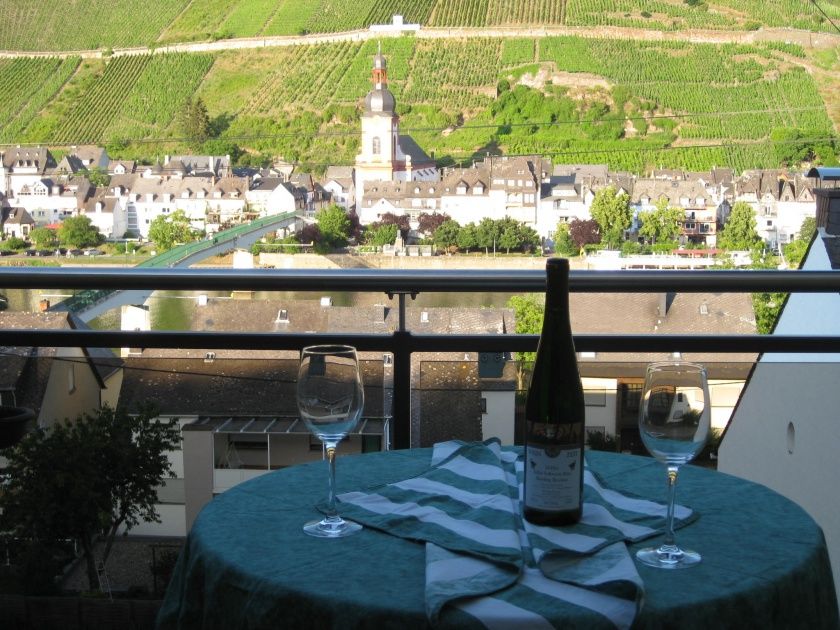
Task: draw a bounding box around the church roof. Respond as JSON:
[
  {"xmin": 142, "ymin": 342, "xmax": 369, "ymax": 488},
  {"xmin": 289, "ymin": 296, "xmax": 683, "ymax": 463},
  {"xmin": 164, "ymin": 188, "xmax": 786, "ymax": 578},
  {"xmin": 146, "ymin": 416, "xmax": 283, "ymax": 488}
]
[{"xmin": 364, "ymin": 87, "xmax": 396, "ymax": 115}]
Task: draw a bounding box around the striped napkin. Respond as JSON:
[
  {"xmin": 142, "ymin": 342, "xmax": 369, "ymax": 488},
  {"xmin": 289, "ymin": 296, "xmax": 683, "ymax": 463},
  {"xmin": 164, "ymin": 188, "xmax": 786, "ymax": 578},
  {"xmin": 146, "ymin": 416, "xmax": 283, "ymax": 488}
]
[{"xmin": 338, "ymin": 440, "xmax": 696, "ymax": 629}]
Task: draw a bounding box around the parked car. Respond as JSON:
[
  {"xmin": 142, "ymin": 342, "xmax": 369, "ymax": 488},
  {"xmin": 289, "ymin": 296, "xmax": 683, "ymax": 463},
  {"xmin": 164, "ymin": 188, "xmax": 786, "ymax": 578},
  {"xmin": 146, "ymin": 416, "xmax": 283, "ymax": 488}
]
[
  {"xmin": 0, "ymin": 250, "xmax": 12, "ymax": 256},
  {"xmin": 84, "ymin": 248, "xmax": 104, "ymax": 256},
  {"xmin": 68, "ymin": 249, "xmax": 83, "ymax": 257},
  {"xmin": 36, "ymin": 249, "xmax": 53, "ymax": 257},
  {"xmin": 24, "ymin": 249, "xmax": 37, "ymax": 257},
  {"xmin": 55, "ymin": 247, "xmax": 67, "ymax": 256}
]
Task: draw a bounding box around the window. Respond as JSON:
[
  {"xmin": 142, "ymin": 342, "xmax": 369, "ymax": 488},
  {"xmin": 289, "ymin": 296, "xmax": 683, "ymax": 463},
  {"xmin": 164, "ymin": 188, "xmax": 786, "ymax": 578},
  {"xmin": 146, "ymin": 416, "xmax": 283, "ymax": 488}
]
[
  {"xmin": 372, "ymin": 137, "xmax": 381, "ymax": 155},
  {"xmin": 67, "ymin": 363, "xmax": 75, "ymax": 393},
  {"xmin": 204, "ymin": 352, "xmax": 216, "ymax": 363},
  {"xmin": 480, "ymin": 397, "xmax": 487, "ymax": 413}
]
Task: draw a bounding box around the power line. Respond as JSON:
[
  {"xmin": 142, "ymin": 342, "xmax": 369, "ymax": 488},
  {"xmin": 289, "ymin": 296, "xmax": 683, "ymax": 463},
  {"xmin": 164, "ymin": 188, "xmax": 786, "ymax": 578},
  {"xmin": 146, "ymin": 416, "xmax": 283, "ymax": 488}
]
[{"xmin": 810, "ymin": 0, "xmax": 840, "ymax": 34}]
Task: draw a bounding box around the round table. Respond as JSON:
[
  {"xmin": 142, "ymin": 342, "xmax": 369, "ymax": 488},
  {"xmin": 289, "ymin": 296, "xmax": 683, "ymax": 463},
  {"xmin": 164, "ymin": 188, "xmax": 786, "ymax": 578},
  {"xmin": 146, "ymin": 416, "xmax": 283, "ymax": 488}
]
[{"xmin": 157, "ymin": 449, "xmax": 839, "ymax": 629}]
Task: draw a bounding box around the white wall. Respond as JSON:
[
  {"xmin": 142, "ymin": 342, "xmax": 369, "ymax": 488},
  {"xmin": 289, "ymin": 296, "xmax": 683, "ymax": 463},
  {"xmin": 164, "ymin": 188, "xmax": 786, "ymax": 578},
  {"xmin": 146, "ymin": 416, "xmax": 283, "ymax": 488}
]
[{"xmin": 481, "ymin": 391, "xmax": 515, "ymax": 445}]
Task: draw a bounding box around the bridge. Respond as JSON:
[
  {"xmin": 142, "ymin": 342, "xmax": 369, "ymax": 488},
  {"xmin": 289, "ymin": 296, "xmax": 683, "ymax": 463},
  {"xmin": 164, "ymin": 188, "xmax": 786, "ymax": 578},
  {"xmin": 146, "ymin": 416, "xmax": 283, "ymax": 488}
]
[{"xmin": 59, "ymin": 212, "xmax": 300, "ymax": 321}]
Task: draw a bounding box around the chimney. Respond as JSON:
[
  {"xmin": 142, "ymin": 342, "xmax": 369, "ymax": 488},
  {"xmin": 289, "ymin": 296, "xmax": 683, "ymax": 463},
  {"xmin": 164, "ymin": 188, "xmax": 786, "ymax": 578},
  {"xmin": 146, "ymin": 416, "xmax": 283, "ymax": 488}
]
[{"xmin": 658, "ymin": 292, "xmax": 676, "ymax": 318}]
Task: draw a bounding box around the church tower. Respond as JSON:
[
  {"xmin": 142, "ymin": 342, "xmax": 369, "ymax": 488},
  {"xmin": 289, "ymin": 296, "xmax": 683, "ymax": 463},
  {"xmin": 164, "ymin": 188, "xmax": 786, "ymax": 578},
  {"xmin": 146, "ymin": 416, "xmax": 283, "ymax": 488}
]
[{"xmin": 355, "ymin": 50, "xmax": 401, "ymax": 209}]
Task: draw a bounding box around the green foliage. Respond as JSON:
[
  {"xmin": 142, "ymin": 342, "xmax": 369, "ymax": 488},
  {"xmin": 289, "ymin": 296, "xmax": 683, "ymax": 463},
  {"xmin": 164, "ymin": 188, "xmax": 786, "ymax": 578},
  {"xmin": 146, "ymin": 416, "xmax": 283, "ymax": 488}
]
[
  {"xmin": 58, "ymin": 215, "xmax": 103, "ymax": 248},
  {"xmin": 586, "ymin": 430, "xmax": 619, "ymax": 452},
  {"xmin": 434, "ymin": 219, "xmax": 461, "ymax": 251},
  {"xmin": 87, "ymin": 166, "xmax": 111, "ymax": 187},
  {"xmin": 507, "ymin": 293, "xmax": 544, "ymax": 382},
  {"xmin": 0, "ymin": 404, "xmax": 179, "ymax": 590},
  {"xmin": 0, "ymin": 236, "xmax": 27, "ymax": 251},
  {"xmin": 366, "ymin": 223, "xmax": 398, "ymax": 247},
  {"xmin": 637, "ymin": 197, "xmax": 684, "ymax": 244},
  {"xmin": 315, "ymin": 205, "xmax": 351, "ymax": 248},
  {"xmin": 568, "ymin": 218, "xmax": 601, "ymax": 250},
  {"xmin": 589, "ymin": 186, "xmax": 632, "ymax": 248},
  {"xmin": 456, "ymin": 223, "xmax": 478, "ymax": 253},
  {"xmin": 29, "ymin": 227, "xmax": 57, "ymax": 249},
  {"xmin": 718, "ymin": 201, "xmax": 761, "ymax": 251},
  {"xmin": 148, "ymin": 209, "xmax": 195, "ymax": 251},
  {"xmin": 553, "ymin": 223, "xmax": 577, "ymax": 256},
  {"xmin": 177, "ymin": 97, "xmax": 212, "ymax": 147}
]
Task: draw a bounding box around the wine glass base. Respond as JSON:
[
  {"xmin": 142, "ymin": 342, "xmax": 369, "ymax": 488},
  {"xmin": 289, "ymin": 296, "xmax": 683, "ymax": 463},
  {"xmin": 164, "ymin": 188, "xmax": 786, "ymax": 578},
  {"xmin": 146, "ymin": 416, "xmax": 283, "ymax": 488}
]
[
  {"xmin": 636, "ymin": 545, "xmax": 701, "ymax": 569},
  {"xmin": 303, "ymin": 517, "xmax": 362, "ymax": 538}
]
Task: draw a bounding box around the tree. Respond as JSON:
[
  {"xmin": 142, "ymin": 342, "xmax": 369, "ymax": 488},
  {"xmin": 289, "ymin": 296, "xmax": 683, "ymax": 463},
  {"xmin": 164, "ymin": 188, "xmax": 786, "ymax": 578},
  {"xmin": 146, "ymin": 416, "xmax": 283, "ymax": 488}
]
[
  {"xmin": 315, "ymin": 205, "xmax": 351, "ymax": 249},
  {"xmin": 476, "ymin": 218, "xmax": 502, "ymax": 254},
  {"xmin": 0, "ymin": 404, "xmax": 179, "ymax": 590},
  {"xmin": 507, "ymin": 293, "xmax": 545, "ymax": 389},
  {"xmin": 177, "ymin": 97, "xmax": 211, "ymax": 147},
  {"xmin": 456, "ymin": 223, "xmax": 478, "ymax": 253},
  {"xmin": 58, "ymin": 215, "xmax": 103, "ymax": 248},
  {"xmin": 417, "ymin": 213, "xmax": 449, "ymax": 236},
  {"xmin": 87, "ymin": 167, "xmax": 111, "ymax": 187},
  {"xmin": 717, "ymin": 201, "xmax": 761, "ymax": 251},
  {"xmin": 568, "ymin": 218, "xmax": 601, "ymax": 252},
  {"xmin": 434, "ymin": 219, "xmax": 461, "ymax": 252},
  {"xmin": 589, "ymin": 185, "xmax": 632, "ymax": 249},
  {"xmin": 797, "ymin": 216, "xmax": 817, "ymax": 243},
  {"xmin": 149, "ymin": 209, "xmax": 195, "ymax": 251},
  {"xmin": 637, "ymin": 197, "xmax": 683, "ymax": 244},
  {"xmin": 29, "ymin": 227, "xmax": 57, "ymax": 249},
  {"xmin": 553, "ymin": 222, "xmax": 577, "ymax": 256},
  {"xmin": 378, "ymin": 212, "xmax": 410, "ymax": 232},
  {"xmin": 366, "ymin": 223, "xmax": 398, "ymax": 247}
]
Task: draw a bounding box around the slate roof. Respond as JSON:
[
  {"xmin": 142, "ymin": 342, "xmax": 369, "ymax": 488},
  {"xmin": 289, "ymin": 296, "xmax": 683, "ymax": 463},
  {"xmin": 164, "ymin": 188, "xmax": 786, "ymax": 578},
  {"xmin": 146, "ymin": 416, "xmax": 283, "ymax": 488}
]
[
  {"xmin": 1, "ymin": 146, "xmax": 52, "ymax": 173},
  {"xmin": 2, "ymin": 207, "xmax": 35, "ymax": 225},
  {"xmin": 398, "ymin": 135, "xmax": 435, "ymax": 167}
]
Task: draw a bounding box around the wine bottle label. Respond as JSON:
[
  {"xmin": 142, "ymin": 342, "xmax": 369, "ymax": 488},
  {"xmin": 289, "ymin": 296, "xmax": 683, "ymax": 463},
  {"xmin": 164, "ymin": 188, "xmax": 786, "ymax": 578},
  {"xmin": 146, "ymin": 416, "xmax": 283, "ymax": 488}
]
[{"xmin": 524, "ymin": 445, "xmax": 581, "ymax": 511}]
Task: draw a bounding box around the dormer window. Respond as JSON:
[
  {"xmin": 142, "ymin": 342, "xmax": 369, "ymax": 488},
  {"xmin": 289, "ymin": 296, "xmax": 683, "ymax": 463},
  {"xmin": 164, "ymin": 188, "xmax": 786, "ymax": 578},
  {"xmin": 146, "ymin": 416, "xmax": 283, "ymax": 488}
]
[
  {"xmin": 204, "ymin": 352, "xmax": 216, "ymax": 363},
  {"xmin": 276, "ymin": 309, "xmax": 289, "ymax": 323}
]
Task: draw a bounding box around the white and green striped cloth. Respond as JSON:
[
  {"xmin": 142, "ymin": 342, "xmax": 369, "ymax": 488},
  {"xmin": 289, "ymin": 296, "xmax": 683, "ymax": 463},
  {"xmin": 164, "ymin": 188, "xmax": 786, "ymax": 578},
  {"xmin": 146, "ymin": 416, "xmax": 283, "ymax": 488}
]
[{"xmin": 338, "ymin": 440, "xmax": 696, "ymax": 629}]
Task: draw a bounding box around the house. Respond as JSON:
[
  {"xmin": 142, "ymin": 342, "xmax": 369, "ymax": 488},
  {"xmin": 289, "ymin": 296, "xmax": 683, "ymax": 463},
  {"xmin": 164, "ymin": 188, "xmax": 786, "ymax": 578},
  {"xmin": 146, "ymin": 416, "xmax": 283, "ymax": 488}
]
[
  {"xmin": 14, "ymin": 176, "xmax": 94, "ymax": 227},
  {"xmin": 163, "ymin": 154, "xmax": 232, "ymax": 178},
  {"xmin": 1, "ymin": 207, "xmax": 35, "ymax": 239},
  {"xmin": 718, "ymin": 187, "xmax": 840, "ymax": 607},
  {"xmin": 81, "ymin": 188, "xmax": 126, "ymax": 239},
  {"xmin": 55, "ymin": 145, "xmax": 109, "ymax": 176},
  {"xmin": 0, "ymin": 311, "xmax": 122, "ymax": 430},
  {"xmin": 108, "ymin": 160, "xmax": 136, "ymax": 175},
  {"xmin": 321, "ymin": 166, "xmax": 356, "ymax": 211},
  {"xmin": 0, "ymin": 146, "xmax": 55, "ymax": 198},
  {"xmin": 566, "ymin": 291, "xmax": 757, "ymax": 451},
  {"xmin": 246, "ymin": 176, "xmax": 305, "ymax": 217}
]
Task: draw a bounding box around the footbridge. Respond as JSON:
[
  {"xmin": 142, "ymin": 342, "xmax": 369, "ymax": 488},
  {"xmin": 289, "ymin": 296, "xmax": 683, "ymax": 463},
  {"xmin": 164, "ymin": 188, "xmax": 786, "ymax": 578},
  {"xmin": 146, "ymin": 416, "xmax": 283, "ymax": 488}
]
[{"xmin": 59, "ymin": 212, "xmax": 300, "ymax": 321}]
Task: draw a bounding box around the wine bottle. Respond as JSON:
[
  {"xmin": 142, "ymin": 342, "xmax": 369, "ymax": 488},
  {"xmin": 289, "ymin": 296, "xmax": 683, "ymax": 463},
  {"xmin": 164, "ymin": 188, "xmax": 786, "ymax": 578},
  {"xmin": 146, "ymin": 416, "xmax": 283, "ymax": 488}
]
[{"xmin": 523, "ymin": 258, "xmax": 586, "ymax": 526}]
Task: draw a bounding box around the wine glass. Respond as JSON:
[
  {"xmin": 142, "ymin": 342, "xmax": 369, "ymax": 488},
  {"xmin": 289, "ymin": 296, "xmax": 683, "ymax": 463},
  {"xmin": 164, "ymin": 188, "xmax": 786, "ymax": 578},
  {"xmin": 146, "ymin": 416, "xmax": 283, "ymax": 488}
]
[
  {"xmin": 635, "ymin": 361, "xmax": 710, "ymax": 569},
  {"xmin": 297, "ymin": 345, "xmax": 364, "ymax": 538}
]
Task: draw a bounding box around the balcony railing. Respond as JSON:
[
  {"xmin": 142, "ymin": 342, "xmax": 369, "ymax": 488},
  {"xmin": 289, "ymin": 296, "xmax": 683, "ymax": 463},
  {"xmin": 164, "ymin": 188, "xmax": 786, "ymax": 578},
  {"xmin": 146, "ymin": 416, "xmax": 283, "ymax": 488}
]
[{"xmin": 2, "ymin": 266, "xmax": 840, "ymax": 449}]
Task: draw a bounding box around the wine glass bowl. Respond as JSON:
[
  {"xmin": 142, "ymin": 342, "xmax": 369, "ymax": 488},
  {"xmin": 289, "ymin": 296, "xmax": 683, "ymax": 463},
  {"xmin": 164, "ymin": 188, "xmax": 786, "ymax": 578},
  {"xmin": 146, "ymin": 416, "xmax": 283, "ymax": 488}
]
[
  {"xmin": 636, "ymin": 361, "xmax": 710, "ymax": 569},
  {"xmin": 297, "ymin": 345, "xmax": 364, "ymax": 538}
]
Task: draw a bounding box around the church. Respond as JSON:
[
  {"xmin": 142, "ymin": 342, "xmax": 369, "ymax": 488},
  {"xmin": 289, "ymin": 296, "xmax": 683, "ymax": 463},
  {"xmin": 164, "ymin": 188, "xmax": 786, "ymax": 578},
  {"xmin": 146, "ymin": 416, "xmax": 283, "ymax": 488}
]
[{"xmin": 354, "ymin": 51, "xmax": 438, "ymax": 216}]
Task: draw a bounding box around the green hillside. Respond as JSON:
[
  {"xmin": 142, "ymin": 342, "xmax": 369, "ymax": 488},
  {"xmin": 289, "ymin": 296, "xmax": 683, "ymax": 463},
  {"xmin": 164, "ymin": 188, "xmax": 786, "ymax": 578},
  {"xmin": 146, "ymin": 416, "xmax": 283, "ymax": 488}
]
[
  {"xmin": 0, "ymin": 0, "xmax": 838, "ymax": 51},
  {"xmin": 4, "ymin": 35, "xmax": 837, "ymax": 174}
]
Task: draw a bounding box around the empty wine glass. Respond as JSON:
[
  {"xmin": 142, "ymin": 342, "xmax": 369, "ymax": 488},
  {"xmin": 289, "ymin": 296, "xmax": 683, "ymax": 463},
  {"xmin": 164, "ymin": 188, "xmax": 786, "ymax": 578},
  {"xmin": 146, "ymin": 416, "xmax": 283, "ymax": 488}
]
[
  {"xmin": 297, "ymin": 345, "xmax": 364, "ymax": 538},
  {"xmin": 636, "ymin": 361, "xmax": 710, "ymax": 569}
]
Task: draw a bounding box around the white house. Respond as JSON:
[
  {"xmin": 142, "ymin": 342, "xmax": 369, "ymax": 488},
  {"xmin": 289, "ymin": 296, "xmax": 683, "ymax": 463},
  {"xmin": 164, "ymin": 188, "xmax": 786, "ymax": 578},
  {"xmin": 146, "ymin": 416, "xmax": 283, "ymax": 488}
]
[
  {"xmin": 1, "ymin": 207, "xmax": 35, "ymax": 239},
  {"xmin": 246, "ymin": 176, "xmax": 305, "ymax": 216},
  {"xmin": 81, "ymin": 189, "xmax": 127, "ymax": 239},
  {"xmin": 322, "ymin": 166, "xmax": 356, "ymax": 211},
  {"xmin": 0, "ymin": 146, "xmax": 54, "ymax": 198},
  {"xmin": 718, "ymin": 187, "xmax": 840, "ymax": 608}
]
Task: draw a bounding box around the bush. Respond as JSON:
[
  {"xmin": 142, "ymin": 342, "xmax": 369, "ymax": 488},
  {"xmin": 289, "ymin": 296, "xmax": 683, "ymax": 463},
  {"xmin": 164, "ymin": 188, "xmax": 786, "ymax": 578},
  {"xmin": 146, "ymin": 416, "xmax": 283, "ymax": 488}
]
[
  {"xmin": 0, "ymin": 236, "xmax": 27, "ymax": 251},
  {"xmin": 586, "ymin": 430, "xmax": 619, "ymax": 452}
]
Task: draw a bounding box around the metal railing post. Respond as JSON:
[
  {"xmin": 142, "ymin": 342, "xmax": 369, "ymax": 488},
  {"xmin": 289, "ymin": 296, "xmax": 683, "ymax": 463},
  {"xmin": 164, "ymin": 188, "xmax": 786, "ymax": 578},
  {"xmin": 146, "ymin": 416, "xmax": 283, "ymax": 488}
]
[{"xmin": 389, "ymin": 291, "xmax": 416, "ymax": 449}]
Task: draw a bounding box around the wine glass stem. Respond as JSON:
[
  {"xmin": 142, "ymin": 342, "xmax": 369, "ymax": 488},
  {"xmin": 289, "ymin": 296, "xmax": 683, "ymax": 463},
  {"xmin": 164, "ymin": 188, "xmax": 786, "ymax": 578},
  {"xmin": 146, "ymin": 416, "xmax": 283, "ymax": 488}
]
[
  {"xmin": 664, "ymin": 465, "xmax": 679, "ymax": 548},
  {"xmin": 325, "ymin": 444, "xmax": 338, "ymax": 520}
]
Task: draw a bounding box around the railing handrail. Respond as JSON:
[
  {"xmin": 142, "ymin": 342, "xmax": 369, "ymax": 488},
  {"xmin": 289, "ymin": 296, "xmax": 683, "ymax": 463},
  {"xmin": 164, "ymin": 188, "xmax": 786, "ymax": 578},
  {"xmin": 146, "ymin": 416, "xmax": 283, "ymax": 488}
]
[{"xmin": 3, "ymin": 267, "xmax": 840, "ymax": 293}]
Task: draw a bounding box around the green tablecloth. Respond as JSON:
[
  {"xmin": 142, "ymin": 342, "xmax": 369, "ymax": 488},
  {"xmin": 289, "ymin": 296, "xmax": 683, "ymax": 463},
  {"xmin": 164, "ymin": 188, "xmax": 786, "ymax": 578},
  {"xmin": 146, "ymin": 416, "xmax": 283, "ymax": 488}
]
[{"xmin": 157, "ymin": 449, "xmax": 839, "ymax": 629}]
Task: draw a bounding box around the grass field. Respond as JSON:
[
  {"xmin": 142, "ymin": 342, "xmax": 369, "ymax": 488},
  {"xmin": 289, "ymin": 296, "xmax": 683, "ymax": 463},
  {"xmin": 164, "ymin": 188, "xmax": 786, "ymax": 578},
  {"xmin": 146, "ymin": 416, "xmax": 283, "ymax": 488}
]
[
  {"xmin": 1, "ymin": 1, "xmax": 839, "ymax": 51},
  {"xmin": 13, "ymin": 34, "xmax": 834, "ymax": 174}
]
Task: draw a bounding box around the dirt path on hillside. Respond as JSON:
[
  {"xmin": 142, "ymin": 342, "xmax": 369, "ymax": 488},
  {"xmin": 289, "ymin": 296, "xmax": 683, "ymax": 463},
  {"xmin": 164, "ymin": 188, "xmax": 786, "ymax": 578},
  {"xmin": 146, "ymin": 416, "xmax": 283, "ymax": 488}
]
[{"xmin": 0, "ymin": 25, "xmax": 838, "ymax": 60}]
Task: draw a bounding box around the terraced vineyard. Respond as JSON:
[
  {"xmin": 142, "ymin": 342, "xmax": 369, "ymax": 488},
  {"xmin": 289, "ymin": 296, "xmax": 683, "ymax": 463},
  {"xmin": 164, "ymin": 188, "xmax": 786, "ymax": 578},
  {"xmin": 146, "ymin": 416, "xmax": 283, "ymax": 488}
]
[
  {"xmin": 4, "ymin": 32, "xmax": 837, "ymax": 174},
  {"xmin": 2, "ymin": 0, "xmax": 839, "ymax": 51}
]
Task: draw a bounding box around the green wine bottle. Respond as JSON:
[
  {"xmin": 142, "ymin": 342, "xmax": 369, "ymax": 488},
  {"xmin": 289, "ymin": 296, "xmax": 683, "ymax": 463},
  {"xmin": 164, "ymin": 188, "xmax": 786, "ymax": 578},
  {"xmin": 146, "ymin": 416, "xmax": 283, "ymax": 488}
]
[{"xmin": 523, "ymin": 258, "xmax": 586, "ymax": 526}]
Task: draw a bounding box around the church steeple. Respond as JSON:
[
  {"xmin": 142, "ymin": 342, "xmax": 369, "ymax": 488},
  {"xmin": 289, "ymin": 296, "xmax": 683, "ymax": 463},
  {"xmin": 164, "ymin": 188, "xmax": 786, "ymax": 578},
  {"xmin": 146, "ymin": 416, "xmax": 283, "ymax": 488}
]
[{"xmin": 364, "ymin": 46, "xmax": 396, "ymax": 115}]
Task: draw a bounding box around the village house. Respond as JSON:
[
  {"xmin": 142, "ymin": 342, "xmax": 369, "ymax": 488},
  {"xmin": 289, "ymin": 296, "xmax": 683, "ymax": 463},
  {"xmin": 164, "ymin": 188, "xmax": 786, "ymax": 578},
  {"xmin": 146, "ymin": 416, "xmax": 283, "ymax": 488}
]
[
  {"xmin": 245, "ymin": 175, "xmax": 306, "ymax": 216},
  {"xmin": 1, "ymin": 207, "xmax": 35, "ymax": 239},
  {"xmin": 321, "ymin": 166, "xmax": 356, "ymax": 211}
]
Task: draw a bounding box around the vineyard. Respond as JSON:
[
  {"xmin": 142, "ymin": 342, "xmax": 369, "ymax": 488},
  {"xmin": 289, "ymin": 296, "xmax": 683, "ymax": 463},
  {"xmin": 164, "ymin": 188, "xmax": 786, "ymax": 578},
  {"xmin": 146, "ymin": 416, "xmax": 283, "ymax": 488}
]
[
  {"xmin": 0, "ymin": 0, "xmax": 188, "ymax": 51},
  {"xmin": 2, "ymin": 0, "xmax": 840, "ymax": 52},
  {"xmin": 6, "ymin": 32, "xmax": 838, "ymax": 174}
]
